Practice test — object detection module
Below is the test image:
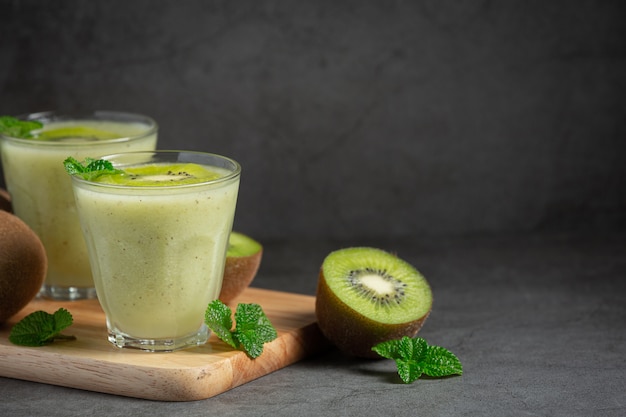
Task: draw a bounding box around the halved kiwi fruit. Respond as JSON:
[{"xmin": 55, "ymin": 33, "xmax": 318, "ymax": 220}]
[
  {"xmin": 315, "ymin": 247, "xmax": 433, "ymax": 358},
  {"xmin": 0, "ymin": 210, "xmax": 47, "ymax": 323},
  {"xmin": 218, "ymin": 232, "xmax": 263, "ymax": 304}
]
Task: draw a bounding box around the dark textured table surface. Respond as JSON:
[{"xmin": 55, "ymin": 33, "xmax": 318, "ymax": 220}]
[{"xmin": 2, "ymin": 231, "xmax": 625, "ymax": 417}]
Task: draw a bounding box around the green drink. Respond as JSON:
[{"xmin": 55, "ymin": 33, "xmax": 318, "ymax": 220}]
[
  {"xmin": 0, "ymin": 111, "xmax": 158, "ymax": 300},
  {"xmin": 70, "ymin": 151, "xmax": 241, "ymax": 351}
]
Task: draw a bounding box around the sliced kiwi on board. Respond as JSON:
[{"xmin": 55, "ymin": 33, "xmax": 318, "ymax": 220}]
[
  {"xmin": 315, "ymin": 247, "xmax": 432, "ymax": 358},
  {"xmin": 218, "ymin": 232, "xmax": 263, "ymax": 304}
]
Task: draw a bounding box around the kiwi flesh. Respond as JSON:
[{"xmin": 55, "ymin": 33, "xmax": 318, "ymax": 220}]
[
  {"xmin": 218, "ymin": 232, "xmax": 263, "ymax": 304},
  {"xmin": 0, "ymin": 210, "xmax": 47, "ymax": 323},
  {"xmin": 315, "ymin": 247, "xmax": 432, "ymax": 358}
]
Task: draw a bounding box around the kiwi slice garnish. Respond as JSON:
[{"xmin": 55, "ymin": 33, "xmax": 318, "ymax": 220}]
[
  {"xmin": 315, "ymin": 247, "xmax": 433, "ymax": 358},
  {"xmin": 94, "ymin": 163, "xmax": 222, "ymax": 186},
  {"xmin": 36, "ymin": 126, "xmax": 121, "ymax": 141}
]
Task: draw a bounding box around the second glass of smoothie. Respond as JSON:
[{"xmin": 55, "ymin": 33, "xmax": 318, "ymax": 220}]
[
  {"xmin": 0, "ymin": 111, "xmax": 158, "ymax": 300},
  {"xmin": 70, "ymin": 151, "xmax": 241, "ymax": 351}
]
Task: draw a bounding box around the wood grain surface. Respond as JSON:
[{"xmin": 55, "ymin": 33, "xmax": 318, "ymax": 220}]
[{"xmin": 0, "ymin": 287, "xmax": 330, "ymax": 401}]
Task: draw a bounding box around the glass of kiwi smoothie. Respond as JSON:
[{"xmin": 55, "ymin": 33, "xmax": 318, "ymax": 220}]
[
  {"xmin": 0, "ymin": 111, "xmax": 158, "ymax": 301},
  {"xmin": 69, "ymin": 151, "xmax": 241, "ymax": 351}
]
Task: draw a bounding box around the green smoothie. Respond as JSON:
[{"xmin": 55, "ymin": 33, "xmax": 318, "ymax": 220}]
[
  {"xmin": 0, "ymin": 112, "xmax": 158, "ymax": 300},
  {"xmin": 70, "ymin": 152, "xmax": 240, "ymax": 351}
]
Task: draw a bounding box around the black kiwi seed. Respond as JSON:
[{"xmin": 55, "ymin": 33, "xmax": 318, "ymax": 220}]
[
  {"xmin": 167, "ymin": 170, "xmax": 193, "ymax": 178},
  {"xmin": 347, "ymin": 267, "xmax": 408, "ymax": 307}
]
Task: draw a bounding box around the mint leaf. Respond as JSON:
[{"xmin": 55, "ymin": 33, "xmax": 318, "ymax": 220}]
[
  {"xmin": 63, "ymin": 156, "xmax": 123, "ymax": 181},
  {"xmin": 0, "ymin": 116, "xmax": 43, "ymax": 138},
  {"xmin": 232, "ymin": 303, "xmax": 278, "ymax": 359},
  {"xmin": 9, "ymin": 308, "xmax": 76, "ymax": 347},
  {"xmin": 204, "ymin": 300, "xmax": 277, "ymax": 358},
  {"xmin": 422, "ymin": 344, "xmax": 464, "ymax": 377},
  {"xmin": 372, "ymin": 336, "xmax": 462, "ymax": 383},
  {"xmin": 63, "ymin": 156, "xmax": 87, "ymax": 175},
  {"xmin": 85, "ymin": 158, "xmax": 116, "ymax": 173},
  {"xmin": 204, "ymin": 299, "xmax": 237, "ymax": 349}
]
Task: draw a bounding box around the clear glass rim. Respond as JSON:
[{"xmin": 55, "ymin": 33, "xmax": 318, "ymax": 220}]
[
  {"xmin": 71, "ymin": 150, "xmax": 241, "ymax": 190},
  {"xmin": 0, "ymin": 110, "xmax": 158, "ymax": 146}
]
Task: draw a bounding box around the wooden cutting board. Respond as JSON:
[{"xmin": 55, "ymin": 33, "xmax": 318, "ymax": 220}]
[{"xmin": 0, "ymin": 287, "xmax": 331, "ymax": 401}]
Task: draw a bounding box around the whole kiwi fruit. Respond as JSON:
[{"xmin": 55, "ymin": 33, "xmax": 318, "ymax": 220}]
[
  {"xmin": 0, "ymin": 210, "xmax": 47, "ymax": 323},
  {"xmin": 315, "ymin": 247, "xmax": 433, "ymax": 358}
]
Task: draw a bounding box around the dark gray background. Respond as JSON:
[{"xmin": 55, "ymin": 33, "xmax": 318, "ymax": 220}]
[
  {"xmin": 1, "ymin": 3, "xmax": 625, "ymax": 414},
  {"xmin": 1, "ymin": 0, "xmax": 625, "ymax": 242}
]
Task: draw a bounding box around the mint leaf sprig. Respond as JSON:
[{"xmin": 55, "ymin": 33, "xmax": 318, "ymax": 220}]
[
  {"xmin": 63, "ymin": 156, "xmax": 124, "ymax": 181},
  {"xmin": 372, "ymin": 336, "xmax": 463, "ymax": 384},
  {"xmin": 0, "ymin": 115, "xmax": 43, "ymax": 139},
  {"xmin": 9, "ymin": 308, "xmax": 76, "ymax": 347},
  {"xmin": 205, "ymin": 300, "xmax": 277, "ymax": 359}
]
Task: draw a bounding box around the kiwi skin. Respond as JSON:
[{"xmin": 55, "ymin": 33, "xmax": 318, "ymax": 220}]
[
  {"xmin": 0, "ymin": 210, "xmax": 47, "ymax": 323},
  {"xmin": 315, "ymin": 248, "xmax": 432, "ymax": 359},
  {"xmin": 218, "ymin": 232, "xmax": 263, "ymax": 304}
]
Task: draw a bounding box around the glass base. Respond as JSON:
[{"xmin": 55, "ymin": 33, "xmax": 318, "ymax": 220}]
[
  {"xmin": 39, "ymin": 284, "xmax": 98, "ymax": 301},
  {"xmin": 107, "ymin": 324, "xmax": 209, "ymax": 352}
]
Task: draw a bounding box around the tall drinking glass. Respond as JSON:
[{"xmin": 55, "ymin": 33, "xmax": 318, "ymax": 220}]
[
  {"xmin": 0, "ymin": 111, "xmax": 158, "ymax": 300},
  {"xmin": 70, "ymin": 151, "xmax": 241, "ymax": 351}
]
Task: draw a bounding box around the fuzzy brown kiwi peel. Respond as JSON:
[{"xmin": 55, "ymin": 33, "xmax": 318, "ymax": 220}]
[
  {"xmin": 315, "ymin": 247, "xmax": 433, "ymax": 358},
  {"xmin": 218, "ymin": 232, "xmax": 263, "ymax": 304},
  {"xmin": 0, "ymin": 210, "xmax": 47, "ymax": 323}
]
